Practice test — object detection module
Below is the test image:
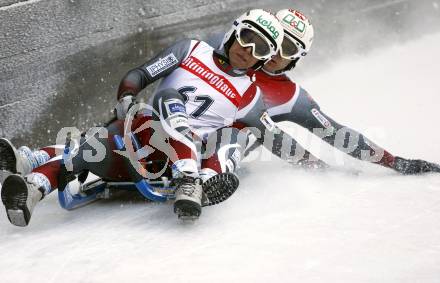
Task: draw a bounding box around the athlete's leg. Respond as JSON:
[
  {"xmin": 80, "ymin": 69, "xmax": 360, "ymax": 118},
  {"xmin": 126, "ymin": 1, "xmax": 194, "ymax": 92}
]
[
  {"xmin": 201, "ymin": 126, "xmax": 248, "ymax": 180},
  {"xmin": 0, "ymin": 138, "xmax": 62, "ymax": 182},
  {"xmin": 0, "ymin": 119, "xmax": 142, "ymax": 226},
  {"xmin": 196, "ymin": 127, "xmax": 245, "ymax": 205},
  {"xmin": 151, "ymin": 88, "xmax": 203, "ymax": 219}
]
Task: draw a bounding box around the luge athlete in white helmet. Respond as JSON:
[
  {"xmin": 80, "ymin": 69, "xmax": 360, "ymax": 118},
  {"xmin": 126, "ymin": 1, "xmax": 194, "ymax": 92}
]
[
  {"xmin": 207, "ymin": 8, "xmax": 440, "ymax": 175},
  {"xmin": 0, "ymin": 10, "xmax": 320, "ymax": 226}
]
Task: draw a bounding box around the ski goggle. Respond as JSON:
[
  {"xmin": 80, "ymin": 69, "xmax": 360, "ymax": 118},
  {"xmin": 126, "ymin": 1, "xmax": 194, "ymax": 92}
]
[
  {"xmin": 280, "ymin": 33, "xmax": 306, "ymax": 60},
  {"xmin": 235, "ymin": 26, "xmax": 275, "ymax": 61}
]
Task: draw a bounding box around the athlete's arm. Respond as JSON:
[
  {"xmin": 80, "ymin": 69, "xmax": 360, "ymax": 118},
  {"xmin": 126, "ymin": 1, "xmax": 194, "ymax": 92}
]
[
  {"xmin": 117, "ymin": 39, "xmax": 197, "ymax": 99},
  {"xmin": 236, "ymin": 86, "xmax": 328, "ymax": 168},
  {"xmin": 276, "ymin": 87, "xmax": 440, "ymax": 174},
  {"xmin": 272, "ymin": 87, "xmax": 394, "ymax": 167}
]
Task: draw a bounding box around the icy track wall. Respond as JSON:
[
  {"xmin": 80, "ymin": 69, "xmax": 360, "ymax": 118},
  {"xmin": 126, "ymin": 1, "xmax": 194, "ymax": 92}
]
[{"xmin": 0, "ymin": 0, "xmax": 440, "ymax": 147}]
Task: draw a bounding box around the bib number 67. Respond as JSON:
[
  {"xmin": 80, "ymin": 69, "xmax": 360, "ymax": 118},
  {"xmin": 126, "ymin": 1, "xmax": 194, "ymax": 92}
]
[{"xmin": 178, "ymin": 86, "xmax": 214, "ymax": 118}]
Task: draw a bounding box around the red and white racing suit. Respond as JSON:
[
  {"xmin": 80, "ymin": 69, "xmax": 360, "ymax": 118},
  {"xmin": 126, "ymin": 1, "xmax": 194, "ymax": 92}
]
[{"xmin": 27, "ymin": 39, "xmax": 311, "ymax": 193}]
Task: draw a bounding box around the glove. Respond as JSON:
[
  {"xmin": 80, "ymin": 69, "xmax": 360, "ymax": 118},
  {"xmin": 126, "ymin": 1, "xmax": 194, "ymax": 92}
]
[
  {"xmin": 114, "ymin": 95, "xmax": 136, "ymax": 120},
  {"xmin": 393, "ymin": 156, "xmax": 440, "ymax": 175}
]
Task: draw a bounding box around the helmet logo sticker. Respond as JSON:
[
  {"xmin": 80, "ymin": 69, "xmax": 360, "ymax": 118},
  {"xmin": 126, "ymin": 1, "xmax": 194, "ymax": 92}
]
[
  {"xmin": 282, "ymin": 14, "xmax": 306, "ymax": 37},
  {"xmin": 256, "ymin": 15, "xmax": 280, "ymax": 39}
]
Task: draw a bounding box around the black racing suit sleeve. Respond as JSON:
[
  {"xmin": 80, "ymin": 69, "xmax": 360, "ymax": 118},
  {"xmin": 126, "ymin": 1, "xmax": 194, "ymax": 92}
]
[
  {"xmin": 271, "ymin": 87, "xmax": 395, "ymax": 167},
  {"xmin": 236, "ymin": 87, "xmax": 324, "ymax": 164},
  {"xmin": 117, "ymin": 38, "xmax": 194, "ymax": 99}
]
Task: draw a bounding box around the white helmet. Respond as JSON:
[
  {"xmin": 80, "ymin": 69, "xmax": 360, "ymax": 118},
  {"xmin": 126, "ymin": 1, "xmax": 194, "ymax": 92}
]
[
  {"xmin": 276, "ymin": 9, "xmax": 314, "ymax": 60},
  {"xmin": 221, "ymin": 9, "xmax": 284, "ymax": 69}
]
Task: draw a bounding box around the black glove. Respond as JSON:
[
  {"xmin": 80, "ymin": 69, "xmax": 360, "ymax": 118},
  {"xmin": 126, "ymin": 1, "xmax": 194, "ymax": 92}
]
[{"xmin": 393, "ymin": 156, "xmax": 440, "ymax": 175}]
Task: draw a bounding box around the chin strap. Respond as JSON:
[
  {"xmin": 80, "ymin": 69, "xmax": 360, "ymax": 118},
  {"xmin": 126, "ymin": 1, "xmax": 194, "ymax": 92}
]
[{"xmin": 250, "ymin": 60, "xmax": 266, "ymax": 71}]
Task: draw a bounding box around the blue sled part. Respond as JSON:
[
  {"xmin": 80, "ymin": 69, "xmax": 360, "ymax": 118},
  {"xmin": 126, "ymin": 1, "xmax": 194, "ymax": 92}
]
[
  {"xmin": 58, "ymin": 184, "xmax": 105, "ymax": 210},
  {"xmin": 105, "ymin": 182, "xmax": 176, "ymax": 198},
  {"xmin": 134, "ymin": 180, "xmax": 167, "ymax": 202},
  {"xmin": 113, "ymin": 134, "xmax": 125, "ymax": 151}
]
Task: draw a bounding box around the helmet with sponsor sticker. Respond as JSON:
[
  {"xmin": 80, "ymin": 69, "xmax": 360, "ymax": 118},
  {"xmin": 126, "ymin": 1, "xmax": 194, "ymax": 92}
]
[
  {"xmin": 277, "ymin": 9, "xmax": 314, "ymax": 59},
  {"xmin": 271, "ymin": 9, "xmax": 314, "ymax": 74},
  {"xmin": 222, "ymin": 9, "xmax": 284, "ymax": 70}
]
